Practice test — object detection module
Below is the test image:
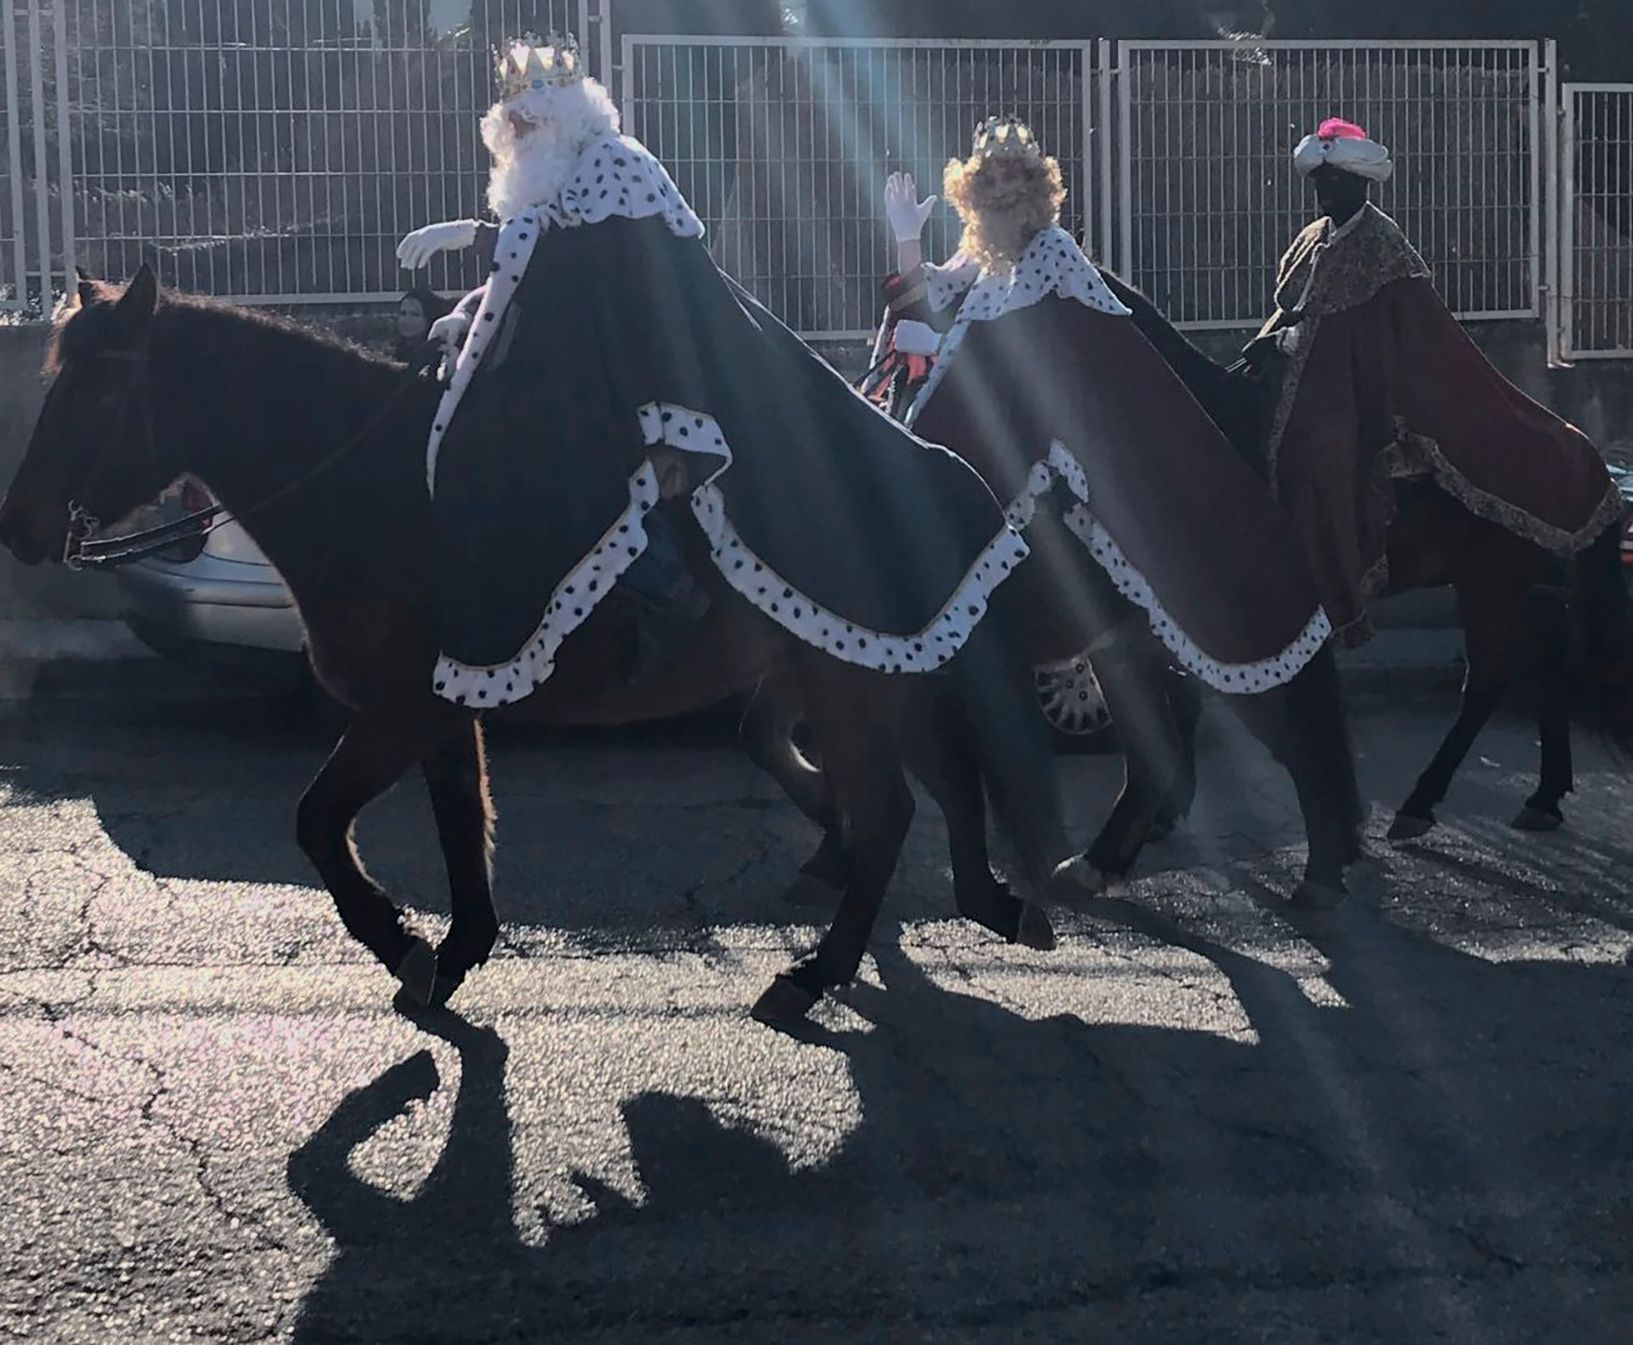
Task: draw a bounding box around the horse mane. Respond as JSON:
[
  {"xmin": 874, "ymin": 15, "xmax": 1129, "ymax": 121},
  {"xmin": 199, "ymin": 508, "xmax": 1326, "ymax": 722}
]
[
  {"xmin": 1094, "ymin": 265, "xmax": 1235, "ymax": 388},
  {"xmin": 51, "ymin": 281, "xmax": 403, "ymax": 386},
  {"xmin": 1094, "ymin": 263, "xmax": 1269, "ymax": 468}
]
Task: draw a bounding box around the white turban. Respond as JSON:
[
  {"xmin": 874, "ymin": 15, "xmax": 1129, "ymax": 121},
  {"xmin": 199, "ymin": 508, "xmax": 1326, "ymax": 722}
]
[{"xmin": 1293, "ymin": 118, "xmax": 1393, "ymax": 184}]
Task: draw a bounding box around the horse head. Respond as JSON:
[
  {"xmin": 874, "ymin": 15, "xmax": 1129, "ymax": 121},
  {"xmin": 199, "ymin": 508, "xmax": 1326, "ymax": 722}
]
[{"xmin": 0, "ymin": 263, "xmax": 179, "ymax": 566}]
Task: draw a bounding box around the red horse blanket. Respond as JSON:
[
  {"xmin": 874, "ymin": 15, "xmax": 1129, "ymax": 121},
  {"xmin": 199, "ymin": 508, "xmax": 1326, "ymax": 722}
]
[{"xmin": 1258, "ymin": 204, "xmax": 1622, "ymax": 644}]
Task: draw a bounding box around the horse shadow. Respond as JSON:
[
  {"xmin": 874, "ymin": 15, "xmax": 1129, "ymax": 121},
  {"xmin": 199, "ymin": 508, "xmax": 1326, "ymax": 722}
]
[{"xmin": 285, "ymin": 899, "xmax": 1633, "ymax": 1342}]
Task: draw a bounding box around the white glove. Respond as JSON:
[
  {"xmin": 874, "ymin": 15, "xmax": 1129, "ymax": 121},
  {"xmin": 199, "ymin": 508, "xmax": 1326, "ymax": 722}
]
[
  {"xmin": 884, "ymin": 172, "xmax": 937, "ymax": 243},
  {"xmin": 428, "ymin": 311, "xmax": 471, "ymax": 352},
  {"xmin": 396, "ymin": 219, "xmax": 479, "ymax": 271},
  {"xmin": 891, "ymin": 320, "xmax": 941, "ymax": 357}
]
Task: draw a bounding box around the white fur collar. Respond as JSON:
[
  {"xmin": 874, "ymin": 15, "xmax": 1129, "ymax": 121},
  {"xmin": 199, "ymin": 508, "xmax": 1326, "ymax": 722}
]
[
  {"xmin": 904, "ymin": 228, "xmax": 1130, "ymax": 427},
  {"xmin": 955, "ymin": 227, "xmax": 1130, "ymax": 324},
  {"xmin": 429, "ymin": 137, "xmax": 704, "ymax": 492},
  {"xmin": 922, "ymin": 253, "xmax": 981, "ymax": 311},
  {"xmin": 546, "ymin": 133, "xmax": 704, "ymax": 237}
]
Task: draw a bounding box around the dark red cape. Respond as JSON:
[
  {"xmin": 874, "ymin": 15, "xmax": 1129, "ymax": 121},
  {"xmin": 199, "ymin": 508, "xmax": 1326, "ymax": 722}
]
[{"xmin": 912, "ymin": 293, "xmax": 1331, "ymax": 691}]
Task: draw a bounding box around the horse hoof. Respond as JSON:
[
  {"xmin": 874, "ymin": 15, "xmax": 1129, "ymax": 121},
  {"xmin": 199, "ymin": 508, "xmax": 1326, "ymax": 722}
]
[
  {"xmin": 1387, "ymin": 813, "xmax": 1435, "ymax": 842},
  {"xmin": 393, "ymin": 937, "xmax": 438, "ymax": 1007},
  {"xmin": 1015, "ymin": 903, "xmax": 1058, "ymax": 951},
  {"xmin": 780, "ymin": 873, "xmax": 842, "ymax": 909},
  {"xmin": 1047, "ymin": 855, "xmax": 1103, "ymax": 905},
  {"xmin": 1511, "ymin": 805, "xmax": 1563, "ymax": 833},
  {"xmin": 1291, "ymin": 880, "xmax": 1347, "ymax": 911},
  {"xmin": 750, "ymin": 975, "xmax": 820, "ymax": 1028},
  {"xmin": 1047, "ymin": 856, "xmax": 1126, "ymax": 906}
]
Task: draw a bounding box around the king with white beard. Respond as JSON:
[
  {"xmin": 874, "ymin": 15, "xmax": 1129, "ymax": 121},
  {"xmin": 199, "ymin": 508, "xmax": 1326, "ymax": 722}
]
[{"xmin": 395, "ymin": 35, "xmax": 1030, "ymax": 713}]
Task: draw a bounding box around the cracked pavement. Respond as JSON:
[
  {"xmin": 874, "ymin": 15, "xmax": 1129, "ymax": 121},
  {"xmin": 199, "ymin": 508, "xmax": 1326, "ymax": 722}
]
[{"xmin": 1, "ymin": 691, "xmax": 1632, "ymax": 1342}]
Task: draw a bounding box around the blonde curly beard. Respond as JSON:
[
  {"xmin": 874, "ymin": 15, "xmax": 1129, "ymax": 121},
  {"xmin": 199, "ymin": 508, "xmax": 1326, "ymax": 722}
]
[{"xmin": 943, "ymin": 150, "xmax": 1067, "ymax": 272}]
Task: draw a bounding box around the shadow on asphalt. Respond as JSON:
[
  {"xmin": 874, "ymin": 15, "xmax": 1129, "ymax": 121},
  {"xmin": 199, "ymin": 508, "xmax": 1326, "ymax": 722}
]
[
  {"xmin": 0, "ymin": 691, "xmax": 783, "ymax": 894},
  {"xmin": 284, "ymin": 902, "xmax": 1633, "ymax": 1342},
  {"xmin": 0, "ymin": 690, "xmax": 1624, "ymax": 948}
]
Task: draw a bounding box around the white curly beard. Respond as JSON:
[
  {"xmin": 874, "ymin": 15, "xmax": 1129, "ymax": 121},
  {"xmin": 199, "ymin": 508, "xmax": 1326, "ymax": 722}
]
[
  {"xmin": 481, "ymin": 78, "xmax": 620, "ymax": 222},
  {"xmin": 485, "ymin": 132, "xmax": 576, "ymax": 222}
]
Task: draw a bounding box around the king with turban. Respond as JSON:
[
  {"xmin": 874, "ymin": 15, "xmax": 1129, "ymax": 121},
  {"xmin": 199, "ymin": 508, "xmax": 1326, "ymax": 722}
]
[{"xmin": 1245, "ymin": 118, "xmax": 1622, "ymax": 645}]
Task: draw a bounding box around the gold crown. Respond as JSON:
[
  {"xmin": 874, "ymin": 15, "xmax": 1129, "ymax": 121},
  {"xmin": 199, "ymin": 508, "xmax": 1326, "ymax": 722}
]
[
  {"xmin": 495, "ymin": 33, "xmax": 582, "ymax": 97},
  {"xmin": 970, "ymin": 115, "xmax": 1044, "ymax": 163}
]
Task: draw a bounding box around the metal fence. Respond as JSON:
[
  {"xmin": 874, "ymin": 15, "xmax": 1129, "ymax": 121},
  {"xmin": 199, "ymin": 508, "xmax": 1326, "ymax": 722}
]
[
  {"xmin": 1114, "ymin": 39, "xmax": 1543, "ymax": 329},
  {"xmin": 1562, "ymin": 83, "xmax": 1633, "ymax": 361},
  {"xmin": 3, "ymin": 16, "xmax": 1624, "ymax": 360},
  {"xmin": 0, "ymin": 0, "xmax": 595, "ymax": 311},
  {"xmin": 0, "ymin": 0, "xmax": 70, "ymax": 311},
  {"xmin": 620, "ymin": 35, "xmax": 1101, "ymax": 341}
]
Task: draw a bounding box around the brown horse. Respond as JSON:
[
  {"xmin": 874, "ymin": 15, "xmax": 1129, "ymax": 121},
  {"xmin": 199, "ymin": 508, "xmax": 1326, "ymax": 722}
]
[
  {"xmin": 0, "ymin": 267, "xmax": 1100, "ymax": 1024},
  {"xmin": 1099, "ymin": 269, "xmax": 1633, "ymax": 838}
]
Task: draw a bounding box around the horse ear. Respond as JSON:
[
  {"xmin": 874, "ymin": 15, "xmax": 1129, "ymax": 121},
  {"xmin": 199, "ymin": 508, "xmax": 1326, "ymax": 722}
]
[
  {"xmin": 109, "ymin": 263, "xmax": 158, "ymax": 339},
  {"xmin": 75, "ymin": 265, "xmax": 100, "ymax": 308},
  {"xmin": 116, "ymin": 263, "xmax": 158, "ymax": 318}
]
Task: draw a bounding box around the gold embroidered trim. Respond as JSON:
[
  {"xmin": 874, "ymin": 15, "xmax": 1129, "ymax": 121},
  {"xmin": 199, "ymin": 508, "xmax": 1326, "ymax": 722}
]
[
  {"xmin": 1271, "ymin": 205, "xmax": 1432, "ymax": 320},
  {"xmin": 1261, "ymin": 313, "xmax": 1319, "ymax": 494},
  {"xmin": 1377, "ymin": 422, "xmax": 1627, "ymax": 556}
]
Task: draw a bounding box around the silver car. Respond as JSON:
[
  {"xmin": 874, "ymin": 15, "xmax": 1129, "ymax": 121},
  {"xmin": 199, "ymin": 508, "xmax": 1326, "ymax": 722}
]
[{"xmin": 115, "ymin": 479, "xmax": 307, "ymax": 681}]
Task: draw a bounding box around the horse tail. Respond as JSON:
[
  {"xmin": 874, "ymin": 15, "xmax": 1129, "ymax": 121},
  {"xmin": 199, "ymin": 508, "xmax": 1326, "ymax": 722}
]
[{"xmin": 1569, "ymin": 514, "xmax": 1633, "ymax": 757}]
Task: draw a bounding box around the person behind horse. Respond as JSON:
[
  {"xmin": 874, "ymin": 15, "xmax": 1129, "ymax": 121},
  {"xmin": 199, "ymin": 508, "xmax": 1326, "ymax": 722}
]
[
  {"xmin": 1242, "ymin": 118, "xmax": 1622, "ymax": 648},
  {"xmin": 392, "ymin": 286, "xmax": 454, "ymax": 362}
]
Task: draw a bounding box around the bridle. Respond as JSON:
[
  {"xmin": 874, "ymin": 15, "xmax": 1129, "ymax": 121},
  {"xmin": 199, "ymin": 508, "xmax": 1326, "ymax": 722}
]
[
  {"xmin": 61, "ymin": 345, "xmax": 162, "ymax": 570},
  {"xmin": 60, "ymin": 339, "xmax": 439, "ymax": 571}
]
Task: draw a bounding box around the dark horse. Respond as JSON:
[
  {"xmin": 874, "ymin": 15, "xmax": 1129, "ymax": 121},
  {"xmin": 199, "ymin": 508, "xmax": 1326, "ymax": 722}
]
[
  {"xmin": 0, "ymin": 267, "xmax": 1107, "ymax": 1024},
  {"xmin": 1099, "ymin": 269, "xmax": 1633, "ymax": 838},
  {"xmin": 744, "ymin": 297, "xmax": 1366, "ymax": 913},
  {"xmin": 746, "ymin": 257, "xmax": 1630, "ymax": 912}
]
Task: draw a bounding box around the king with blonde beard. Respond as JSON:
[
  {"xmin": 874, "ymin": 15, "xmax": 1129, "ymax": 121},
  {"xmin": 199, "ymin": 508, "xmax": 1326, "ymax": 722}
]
[{"xmin": 878, "ymin": 116, "xmax": 1334, "ymax": 705}]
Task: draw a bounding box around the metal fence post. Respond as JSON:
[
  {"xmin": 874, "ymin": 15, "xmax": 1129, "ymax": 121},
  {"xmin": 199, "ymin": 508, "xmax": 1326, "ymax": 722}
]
[
  {"xmin": 1, "ymin": 0, "xmax": 27, "ymax": 310},
  {"xmin": 24, "ymin": 0, "xmax": 48, "ymax": 308},
  {"xmin": 619, "ymin": 31, "xmax": 635, "ymax": 131},
  {"xmin": 1544, "ymin": 39, "xmax": 1562, "ymax": 366},
  {"xmin": 1116, "ymin": 40, "xmax": 1132, "ymax": 280},
  {"xmin": 1097, "ymin": 37, "xmax": 1113, "ymax": 267},
  {"xmin": 587, "ymin": 0, "xmax": 612, "ymax": 85},
  {"xmin": 1562, "ymin": 85, "xmax": 1577, "ymax": 361},
  {"xmin": 51, "ymin": 0, "xmax": 70, "ymax": 293}
]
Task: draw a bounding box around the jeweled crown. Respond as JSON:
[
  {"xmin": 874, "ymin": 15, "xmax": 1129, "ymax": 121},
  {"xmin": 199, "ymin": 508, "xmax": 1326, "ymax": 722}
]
[
  {"xmin": 970, "ymin": 115, "xmax": 1044, "ymax": 163},
  {"xmin": 495, "ymin": 32, "xmax": 582, "ymax": 97}
]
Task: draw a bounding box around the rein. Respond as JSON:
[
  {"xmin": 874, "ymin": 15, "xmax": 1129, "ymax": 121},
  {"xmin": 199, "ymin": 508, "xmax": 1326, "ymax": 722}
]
[{"xmin": 65, "ymin": 343, "xmax": 440, "ymax": 571}]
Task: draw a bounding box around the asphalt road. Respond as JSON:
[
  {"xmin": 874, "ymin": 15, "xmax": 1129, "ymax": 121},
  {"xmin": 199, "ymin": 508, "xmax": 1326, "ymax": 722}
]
[{"xmin": 1, "ymin": 691, "xmax": 1631, "ymax": 1343}]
